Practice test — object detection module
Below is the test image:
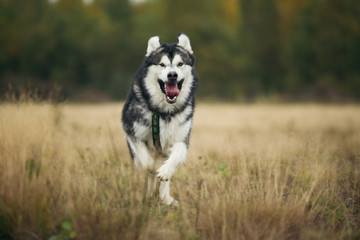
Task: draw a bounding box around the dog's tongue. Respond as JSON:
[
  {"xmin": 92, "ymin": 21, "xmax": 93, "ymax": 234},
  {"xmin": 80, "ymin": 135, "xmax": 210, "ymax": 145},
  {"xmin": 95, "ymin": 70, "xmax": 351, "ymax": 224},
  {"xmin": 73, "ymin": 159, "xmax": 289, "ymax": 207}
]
[{"xmin": 165, "ymin": 83, "xmax": 180, "ymax": 97}]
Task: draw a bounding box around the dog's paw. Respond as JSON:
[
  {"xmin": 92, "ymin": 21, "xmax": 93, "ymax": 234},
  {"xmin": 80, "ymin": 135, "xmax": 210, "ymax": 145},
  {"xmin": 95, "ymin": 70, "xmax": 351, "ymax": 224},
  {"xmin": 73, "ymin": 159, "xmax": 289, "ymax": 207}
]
[
  {"xmin": 161, "ymin": 196, "xmax": 179, "ymax": 207},
  {"xmin": 157, "ymin": 162, "xmax": 175, "ymax": 181},
  {"xmin": 172, "ymin": 199, "xmax": 180, "ymax": 207}
]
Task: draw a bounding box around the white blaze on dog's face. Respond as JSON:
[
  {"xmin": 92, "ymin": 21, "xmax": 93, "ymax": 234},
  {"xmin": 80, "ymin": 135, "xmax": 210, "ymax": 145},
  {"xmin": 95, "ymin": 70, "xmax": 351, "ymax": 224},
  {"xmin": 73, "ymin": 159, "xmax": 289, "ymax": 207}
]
[
  {"xmin": 157, "ymin": 54, "xmax": 187, "ymax": 104},
  {"xmin": 142, "ymin": 34, "xmax": 196, "ymax": 112}
]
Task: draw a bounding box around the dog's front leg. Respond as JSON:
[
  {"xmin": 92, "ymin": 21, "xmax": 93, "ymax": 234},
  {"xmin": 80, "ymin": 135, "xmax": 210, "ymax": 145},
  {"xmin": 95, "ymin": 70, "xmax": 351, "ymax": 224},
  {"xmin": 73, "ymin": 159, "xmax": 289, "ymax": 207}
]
[
  {"xmin": 127, "ymin": 137, "xmax": 154, "ymax": 172},
  {"xmin": 159, "ymin": 180, "xmax": 179, "ymax": 206},
  {"xmin": 146, "ymin": 174, "xmax": 157, "ymax": 198},
  {"xmin": 157, "ymin": 142, "xmax": 187, "ymax": 181}
]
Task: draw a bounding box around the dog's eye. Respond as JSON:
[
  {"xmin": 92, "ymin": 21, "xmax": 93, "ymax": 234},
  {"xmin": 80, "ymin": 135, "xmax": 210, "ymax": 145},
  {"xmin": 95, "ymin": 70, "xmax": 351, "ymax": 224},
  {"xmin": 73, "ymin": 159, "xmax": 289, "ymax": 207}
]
[
  {"xmin": 159, "ymin": 63, "xmax": 166, "ymax": 67},
  {"xmin": 177, "ymin": 62, "xmax": 184, "ymax": 67}
]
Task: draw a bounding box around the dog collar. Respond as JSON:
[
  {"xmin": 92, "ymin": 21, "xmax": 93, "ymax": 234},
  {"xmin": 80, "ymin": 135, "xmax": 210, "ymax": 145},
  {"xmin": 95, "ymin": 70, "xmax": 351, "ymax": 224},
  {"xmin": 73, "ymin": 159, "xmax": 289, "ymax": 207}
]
[{"xmin": 152, "ymin": 113, "xmax": 161, "ymax": 151}]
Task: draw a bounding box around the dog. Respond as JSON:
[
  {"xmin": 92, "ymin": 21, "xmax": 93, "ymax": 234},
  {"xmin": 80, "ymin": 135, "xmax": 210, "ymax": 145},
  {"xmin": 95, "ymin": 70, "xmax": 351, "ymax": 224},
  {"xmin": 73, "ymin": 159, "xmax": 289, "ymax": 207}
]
[{"xmin": 122, "ymin": 33, "xmax": 198, "ymax": 206}]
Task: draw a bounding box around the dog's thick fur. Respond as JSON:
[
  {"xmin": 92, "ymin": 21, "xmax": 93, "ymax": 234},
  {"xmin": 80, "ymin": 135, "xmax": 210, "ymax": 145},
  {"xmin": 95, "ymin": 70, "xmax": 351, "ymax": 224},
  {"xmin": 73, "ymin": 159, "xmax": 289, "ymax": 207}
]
[{"xmin": 122, "ymin": 34, "xmax": 198, "ymax": 205}]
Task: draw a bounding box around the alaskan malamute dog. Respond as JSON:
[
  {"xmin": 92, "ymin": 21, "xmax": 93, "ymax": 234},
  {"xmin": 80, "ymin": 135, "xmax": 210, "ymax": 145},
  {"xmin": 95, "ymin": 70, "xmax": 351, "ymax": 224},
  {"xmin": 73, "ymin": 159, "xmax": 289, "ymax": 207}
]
[{"xmin": 122, "ymin": 33, "xmax": 198, "ymax": 206}]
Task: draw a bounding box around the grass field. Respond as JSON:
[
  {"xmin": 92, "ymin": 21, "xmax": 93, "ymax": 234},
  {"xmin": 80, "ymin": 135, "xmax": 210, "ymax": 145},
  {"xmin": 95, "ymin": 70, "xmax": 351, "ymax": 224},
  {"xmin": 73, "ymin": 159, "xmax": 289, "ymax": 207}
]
[{"xmin": 0, "ymin": 101, "xmax": 359, "ymax": 239}]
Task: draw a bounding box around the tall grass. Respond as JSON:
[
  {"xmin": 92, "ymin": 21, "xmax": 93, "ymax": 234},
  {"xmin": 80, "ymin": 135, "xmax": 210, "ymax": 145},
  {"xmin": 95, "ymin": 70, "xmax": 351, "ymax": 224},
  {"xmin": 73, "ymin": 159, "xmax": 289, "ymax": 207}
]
[{"xmin": 0, "ymin": 101, "xmax": 359, "ymax": 239}]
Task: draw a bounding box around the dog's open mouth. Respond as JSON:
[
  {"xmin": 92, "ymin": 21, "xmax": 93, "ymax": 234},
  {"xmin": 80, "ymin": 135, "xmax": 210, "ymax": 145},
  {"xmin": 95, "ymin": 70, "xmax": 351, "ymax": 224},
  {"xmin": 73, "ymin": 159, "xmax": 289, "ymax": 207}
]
[{"xmin": 158, "ymin": 80, "xmax": 184, "ymax": 104}]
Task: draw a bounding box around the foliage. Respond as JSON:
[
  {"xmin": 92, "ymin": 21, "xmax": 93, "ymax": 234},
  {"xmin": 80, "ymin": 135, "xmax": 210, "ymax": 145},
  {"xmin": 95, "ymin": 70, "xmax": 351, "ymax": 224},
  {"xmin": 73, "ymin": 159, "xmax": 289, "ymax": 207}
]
[{"xmin": 0, "ymin": 0, "xmax": 359, "ymax": 101}]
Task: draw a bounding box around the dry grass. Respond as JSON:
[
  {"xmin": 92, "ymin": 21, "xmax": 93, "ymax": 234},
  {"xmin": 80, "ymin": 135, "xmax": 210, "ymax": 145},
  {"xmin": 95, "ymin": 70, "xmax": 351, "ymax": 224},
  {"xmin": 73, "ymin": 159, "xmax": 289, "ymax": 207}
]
[{"xmin": 0, "ymin": 101, "xmax": 359, "ymax": 239}]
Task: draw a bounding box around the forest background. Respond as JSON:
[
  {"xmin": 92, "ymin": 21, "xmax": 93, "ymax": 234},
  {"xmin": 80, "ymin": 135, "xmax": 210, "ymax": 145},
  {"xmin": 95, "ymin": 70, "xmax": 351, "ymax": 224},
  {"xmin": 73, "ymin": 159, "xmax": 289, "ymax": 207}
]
[{"xmin": 1, "ymin": 0, "xmax": 360, "ymax": 102}]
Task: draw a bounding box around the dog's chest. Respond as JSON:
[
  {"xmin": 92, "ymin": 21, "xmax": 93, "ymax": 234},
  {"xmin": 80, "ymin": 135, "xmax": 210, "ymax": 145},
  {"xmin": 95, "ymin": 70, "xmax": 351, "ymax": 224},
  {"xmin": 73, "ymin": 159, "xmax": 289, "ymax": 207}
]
[
  {"xmin": 159, "ymin": 116, "xmax": 190, "ymax": 150},
  {"xmin": 133, "ymin": 111, "xmax": 191, "ymax": 153}
]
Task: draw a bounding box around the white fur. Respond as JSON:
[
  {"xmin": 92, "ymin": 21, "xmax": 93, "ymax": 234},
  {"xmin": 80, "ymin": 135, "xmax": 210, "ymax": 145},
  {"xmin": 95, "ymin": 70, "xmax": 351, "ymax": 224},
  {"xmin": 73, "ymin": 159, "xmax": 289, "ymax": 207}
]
[
  {"xmin": 158, "ymin": 55, "xmax": 185, "ymax": 82},
  {"xmin": 178, "ymin": 34, "xmax": 193, "ymax": 54},
  {"xmin": 159, "ymin": 108, "xmax": 192, "ymax": 151},
  {"xmin": 146, "ymin": 36, "xmax": 161, "ymax": 57},
  {"xmin": 157, "ymin": 142, "xmax": 188, "ymax": 180},
  {"xmin": 159, "ymin": 181, "xmax": 179, "ymax": 206},
  {"xmin": 127, "ymin": 137, "xmax": 154, "ymax": 171}
]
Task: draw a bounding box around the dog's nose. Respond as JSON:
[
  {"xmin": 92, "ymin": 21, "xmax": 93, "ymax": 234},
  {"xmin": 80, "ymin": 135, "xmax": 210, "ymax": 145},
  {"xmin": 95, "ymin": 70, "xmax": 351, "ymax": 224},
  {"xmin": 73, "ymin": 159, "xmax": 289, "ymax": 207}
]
[{"xmin": 167, "ymin": 71, "xmax": 178, "ymax": 81}]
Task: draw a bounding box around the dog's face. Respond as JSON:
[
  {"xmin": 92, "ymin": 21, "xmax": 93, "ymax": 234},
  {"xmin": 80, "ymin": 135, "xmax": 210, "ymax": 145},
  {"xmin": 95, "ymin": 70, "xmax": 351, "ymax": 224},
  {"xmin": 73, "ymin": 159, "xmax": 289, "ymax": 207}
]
[{"xmin": 140, "ymin": 34, "xmax": 197, "ymax": 112}]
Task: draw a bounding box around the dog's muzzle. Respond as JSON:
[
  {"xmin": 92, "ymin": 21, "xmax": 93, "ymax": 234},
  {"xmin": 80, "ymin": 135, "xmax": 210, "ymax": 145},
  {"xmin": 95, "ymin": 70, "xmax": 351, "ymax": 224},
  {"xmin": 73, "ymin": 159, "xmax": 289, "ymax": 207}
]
[{"xmin": 158, "ymin": 78, "xmax": 184, "ymax": 104}]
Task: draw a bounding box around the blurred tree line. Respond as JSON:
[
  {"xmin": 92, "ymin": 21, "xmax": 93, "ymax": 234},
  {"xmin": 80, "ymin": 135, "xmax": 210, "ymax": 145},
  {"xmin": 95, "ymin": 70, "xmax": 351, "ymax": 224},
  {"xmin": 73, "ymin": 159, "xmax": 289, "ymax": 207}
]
[{"xmin": 1, "ymin": 0, "xmax": 359, "ymax": 102}]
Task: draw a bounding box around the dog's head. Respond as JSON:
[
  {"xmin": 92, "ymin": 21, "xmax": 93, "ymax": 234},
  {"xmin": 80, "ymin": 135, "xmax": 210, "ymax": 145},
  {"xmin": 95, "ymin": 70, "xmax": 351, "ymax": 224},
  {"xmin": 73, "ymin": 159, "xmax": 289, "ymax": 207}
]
[{"xmin": 138, "ymin": 33, "xmax": 197, "ymax": 113}]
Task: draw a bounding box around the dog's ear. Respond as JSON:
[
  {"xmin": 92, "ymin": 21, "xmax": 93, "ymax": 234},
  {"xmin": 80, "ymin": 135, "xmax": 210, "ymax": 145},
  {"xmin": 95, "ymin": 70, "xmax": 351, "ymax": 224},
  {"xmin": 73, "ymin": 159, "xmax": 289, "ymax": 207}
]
[
  {"xmin": 177, "ymin": 33, "xmax": 193, "ymax": 54},
  {"xmin": 146, "ymin": 36, "xmax": 161, "ymax": 57}
]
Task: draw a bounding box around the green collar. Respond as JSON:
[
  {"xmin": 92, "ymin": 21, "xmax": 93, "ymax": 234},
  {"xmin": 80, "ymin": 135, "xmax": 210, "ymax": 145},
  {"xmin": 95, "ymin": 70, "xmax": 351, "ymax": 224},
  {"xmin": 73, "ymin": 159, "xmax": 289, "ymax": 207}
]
[{"xmin": 152, "ymin": 113, "xmax": 161, "ymax": 151}]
